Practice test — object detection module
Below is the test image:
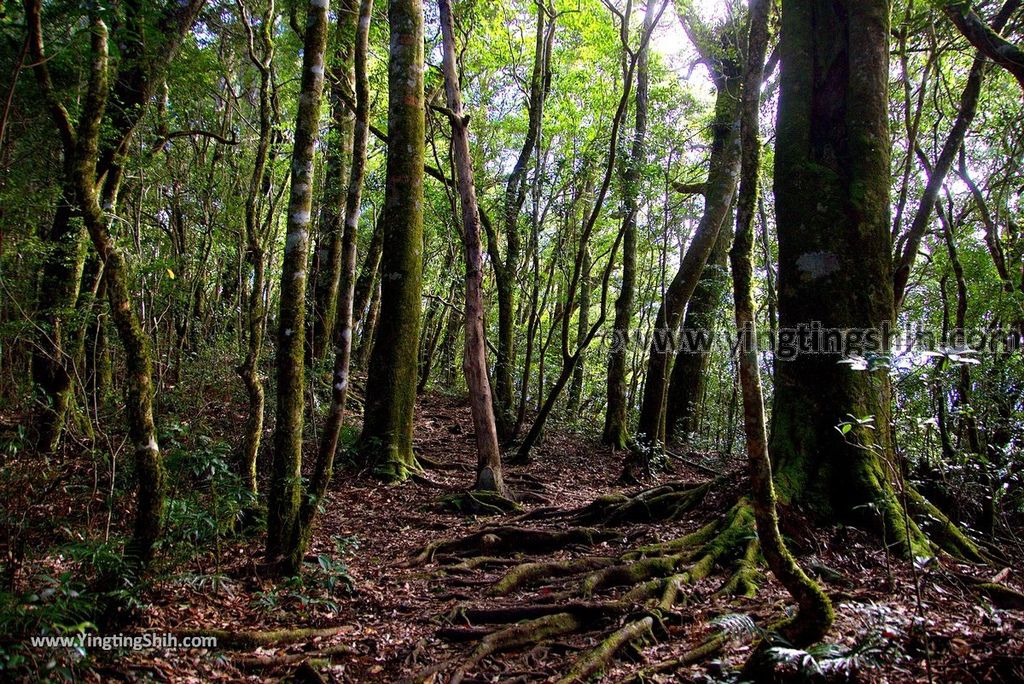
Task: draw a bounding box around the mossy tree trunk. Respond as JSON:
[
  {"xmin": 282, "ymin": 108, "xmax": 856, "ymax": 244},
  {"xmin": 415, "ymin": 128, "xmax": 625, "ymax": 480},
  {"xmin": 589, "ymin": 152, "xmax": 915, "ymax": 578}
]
[
  {"xmin": 438, "ymin": 0, "xmax": 507, "ymax": 497},
  {"xmin": 26, "ymin": 0, "xmax": 203, "ymax": 572},
  {"xmin": 770, "ymin": 0, "xmax": 933, "ymax": 558},
  {"xmin": 567, "ymin": 248, "xmax": 591, "ymax": 413},
  {"xmin": 664, "ymin": 225, "xmax": 730, "ymax": 445},
  {"xmin": 627, "ymin": 14, "xmax": 742, "ymax": 479},
  {"xmin": 731, "ymin": 0, "xmax": 833, "ymax": 647},
  {"xmin": 308, "ymin": 2, "xmax": 357, "ymax": 361},
  {"xmin": 603, "ymin": 0, "xmax": 657, "ymax": 449},
  {"xmin": 290, "ymin": 0, "xmax": 375, "ymax": 574},
  {"xmin": 235, "ymin": 0, "xmax": 278, "ymax": 501},
  {"xmin": 266, "ymin": 0, "xmax": 330, "ymax": 568},
  {"xmin": 357, "ymin": 0, "xmax": 425, "ymax": 482},
  {"xmin": 32, "ymin": 181, "xmax": 86, "ymax": 454}
]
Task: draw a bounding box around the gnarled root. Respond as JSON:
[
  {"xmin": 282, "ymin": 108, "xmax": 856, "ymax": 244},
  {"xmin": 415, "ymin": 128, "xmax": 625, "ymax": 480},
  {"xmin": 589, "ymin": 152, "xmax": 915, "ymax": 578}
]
[
  {"xmin": 404, "ymin": 526, "xmax": 619, "ymax": 567},
  {"xmin": 448, "ymin": 612, "xmax": 581, "ymax": 684},
  {"xmin": 556, "ymin": 617, "xmax": 654, "ymax": 684}
]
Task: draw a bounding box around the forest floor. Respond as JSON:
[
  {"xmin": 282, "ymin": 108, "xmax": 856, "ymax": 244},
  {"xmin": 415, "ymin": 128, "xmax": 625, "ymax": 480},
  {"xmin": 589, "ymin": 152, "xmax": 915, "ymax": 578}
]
[{"xmin": 4, "ymin": 390, "xmax": 1024, "ymax": 683}]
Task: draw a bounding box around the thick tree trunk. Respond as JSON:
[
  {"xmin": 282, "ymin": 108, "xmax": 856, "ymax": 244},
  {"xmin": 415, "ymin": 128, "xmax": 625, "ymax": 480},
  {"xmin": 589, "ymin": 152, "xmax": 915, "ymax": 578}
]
[
  {"xmin": 357, "ymin": 0, "xmax": 425, "ymax": 481},
  {"xmin": 266, "ymin": 0, "xmax": 330, "ymax": 567},
  {"xmin": 602, "ymin": 0, "xmax": 656, "ymax": 449},
  {"xmin": 770, "ymin": 0, "xmax": 932, "ymax": 557},
  {"xmin": 627, "ymin": 24, "xmax": 741, "ymax": 479},
  {"xmin": 438, "ymin": 0, "xmax": 507, "ymax": 496},
  {"xmin": 664, "ymin": 226, "xmax": 730, "ymax": 445}
]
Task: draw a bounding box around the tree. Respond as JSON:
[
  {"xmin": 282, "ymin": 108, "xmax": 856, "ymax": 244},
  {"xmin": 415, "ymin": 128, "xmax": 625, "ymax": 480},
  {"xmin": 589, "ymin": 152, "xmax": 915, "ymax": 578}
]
[
  {"xmin": 308, "ymin": 1, "xmax": 358, "ymax": 361},
  {"xmin": 25, "ymin": 0, "xmax": 205, "ymax": 572},
  {"xmin": 437, "ymin": 0, "xmax": 508, "ymax": 498},
  {"xmin": 627, "ymin": 13, "xmax": 743, "ymax": 480},
  {"xmin": 357, "ymin": 0, "xmax": 425, "ymax": 481},
  {"xmin": 729, "ymin": 0, "xmax": 832, "ymax": 650},
  {"xmin": 770, "ymin": 0, "xmax": 979, "ymax": 559},
  {"xmin": 266, "ymin": 0, "xmax": 331, "ymax": 569}
]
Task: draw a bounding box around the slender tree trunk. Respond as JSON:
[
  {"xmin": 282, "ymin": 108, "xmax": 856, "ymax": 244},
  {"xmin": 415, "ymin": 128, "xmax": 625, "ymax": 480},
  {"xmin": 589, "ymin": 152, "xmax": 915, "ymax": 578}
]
[
  {"xmin": 567, "ymin": 248, "xmax": 591, "ymax": 413},
  {"xmin": 32, "ymin": 181, "xmax": 86, "ymax": 453},
  {"xmin": 357, "ymin": 0, "xmax": 425, "ymax": 481},
  {"xmin": 358, "ymin": 278, "xmax": 381, "ymax": 367},
  {"xmin": 732, "ymin": 0, "xmax": 833, "ymax": 648},
  {"xmin": 235, "ymin": 0, "xmax": 277, "ymax": 501},
  {"xmin": 602, "ymin": 0, "xmax": 656, "ymax": 449},
  {"xmin": 266, "ymin": 0, "xmax": 330, "ymax": 567},
  {"xmin": 352, "ymin": 209, "xmax": 384, "ymax": 331},
  {"xmin": 25, "ymin": 0, "xmax": 194, "ymax": 572},
  {"xmin": 892, "ymin": 1, "xmax": 1017, "ymax": 310},
  {"xmin": 488, "ymin": 2, "xmax": 554, "ymax": 440},
  {"xmin": 438, "ymin": 0, "xmax": 507, "ymax": 496},
  {"xmin": 308, "ymin": 3, "xmax": 358, "ymax": 361},
  {"xmin": 290, "ymin": 0, "xmax": 375, "ymax": 573}
]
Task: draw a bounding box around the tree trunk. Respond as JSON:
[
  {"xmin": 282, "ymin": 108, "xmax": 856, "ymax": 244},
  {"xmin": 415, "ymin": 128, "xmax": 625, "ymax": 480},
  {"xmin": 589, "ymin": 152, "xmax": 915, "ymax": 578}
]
[
  {"xmin": 308, "ymin": 4, "xmax": 357, "ymax": 361},
  {"xmin": 602, "ymin": 0, "xmax": 656, "ymax": 449},
  {"xmin": 567, "ymin": 248, "xmax": 591, "ymax": 413},
  {"xmin": 438, "ymin": 0, "xmax": 507, "ymax": 496},
  {"xmin": 770, "ymin": 0, "xmax": 937, "ymax": 557},
  {"xmin": 235, "ymin": 0, "xmax": 277, "ymax": 501},
  {"xmin": 357, "ymin": 0, "xmax": 425, "ymax": 482},
  {"xmin": 32, "ymin": 181, "xmax": 86, "ymax": 453},
  {"xmin": 291, "ymin": 0, "xmax": 375, "ymax": 574},
  {"xmin": 266, "ymin": 0, "xmax": 330, "ymax": 567},
  {"xmin": 627, "ymin": 19, "xmax": 741, "ymax": 479},
  {"xmin": 664, "ymin": 225, "xmax": 730, "ymax": 445},
  {"xmin": 488, "ymin": 2, "xmax": 554, "ymax": 440},
  {"xmin": 732, "ymin": 0, "xmax": 833, "ymax": 648}
]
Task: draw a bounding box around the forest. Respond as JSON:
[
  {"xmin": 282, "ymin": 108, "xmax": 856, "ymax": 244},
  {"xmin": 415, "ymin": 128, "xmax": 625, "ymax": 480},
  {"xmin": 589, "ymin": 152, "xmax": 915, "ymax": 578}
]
[{"xmin": 1, "ymin": 0, "xmax": 1023, "ymax": 680}]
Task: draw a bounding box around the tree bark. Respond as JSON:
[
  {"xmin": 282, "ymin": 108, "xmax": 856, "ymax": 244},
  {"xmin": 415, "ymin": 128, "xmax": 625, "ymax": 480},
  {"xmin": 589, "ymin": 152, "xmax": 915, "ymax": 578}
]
[
  {"xmin": 235, "ymin": 0, "xmax": 278, "ymax": 501},
  {"xmin": 308, "ymin": 3, "xmax": 358, "ymax": 361},
  {"xmin": 357, "ymin": 0, "xmax": 425, "ymax": 481},
  {"xmin": 290, "ymin": 0, "xmax": 375, "ymax": 573},
  {"xmin": 438, "ymin": 0, "xmax": 507, "ymax": 496},
  {"xmin": 266, "ymin": 0, "xmax": 330, "ymax": 568},
  {"xmin": 770, "ymin": 0, "xmax": 932, "ymax": 556},
  {"xmin": 664, "ymin": 226, "xmax": 730, "ymax": 445},
  {"xmin": 731, "ymin": 0, "xmax": 833, "ymax": 648}
]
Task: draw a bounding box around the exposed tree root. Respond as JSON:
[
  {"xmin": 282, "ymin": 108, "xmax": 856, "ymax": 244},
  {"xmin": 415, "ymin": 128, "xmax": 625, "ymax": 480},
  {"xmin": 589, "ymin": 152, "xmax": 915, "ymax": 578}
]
[
  {"xmin": 404, "ymin": 526, "xmax": 619, "ymax": 567},
  {"xmin": 231, "ymin": 644, "xmax": 354, "ymax": 671},
  {"xmin": 569, "ymin": 479, "xmax": 719, "ymax": 526},
  {"xmin": 441, "ymin": 490, "xmax": 523, "ymax": 516},
  {"xmin": 490, "ymin": 557, "xmax": 617, "ymax": 595},
  {"xmin": 419, "ymin": 478, "xmax": 993, "ymax": 681},
  {"xmin": 449, "ymin": 612, "xmax": 581, "ymax": 684},
  {"xmin": 555, "ymin": 617, "xmax": 653, "ymax": 684},
  {"xmin": 178, "ymin": 626, "xmax": 352, "ymax": 649}
]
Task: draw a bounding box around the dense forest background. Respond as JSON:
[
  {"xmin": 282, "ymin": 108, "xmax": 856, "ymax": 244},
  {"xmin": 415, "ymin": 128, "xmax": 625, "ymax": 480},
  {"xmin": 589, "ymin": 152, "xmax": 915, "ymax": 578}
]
[{"xmin": 0, "ymin": 0, "xmax": 1023, "ymax": 681}]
